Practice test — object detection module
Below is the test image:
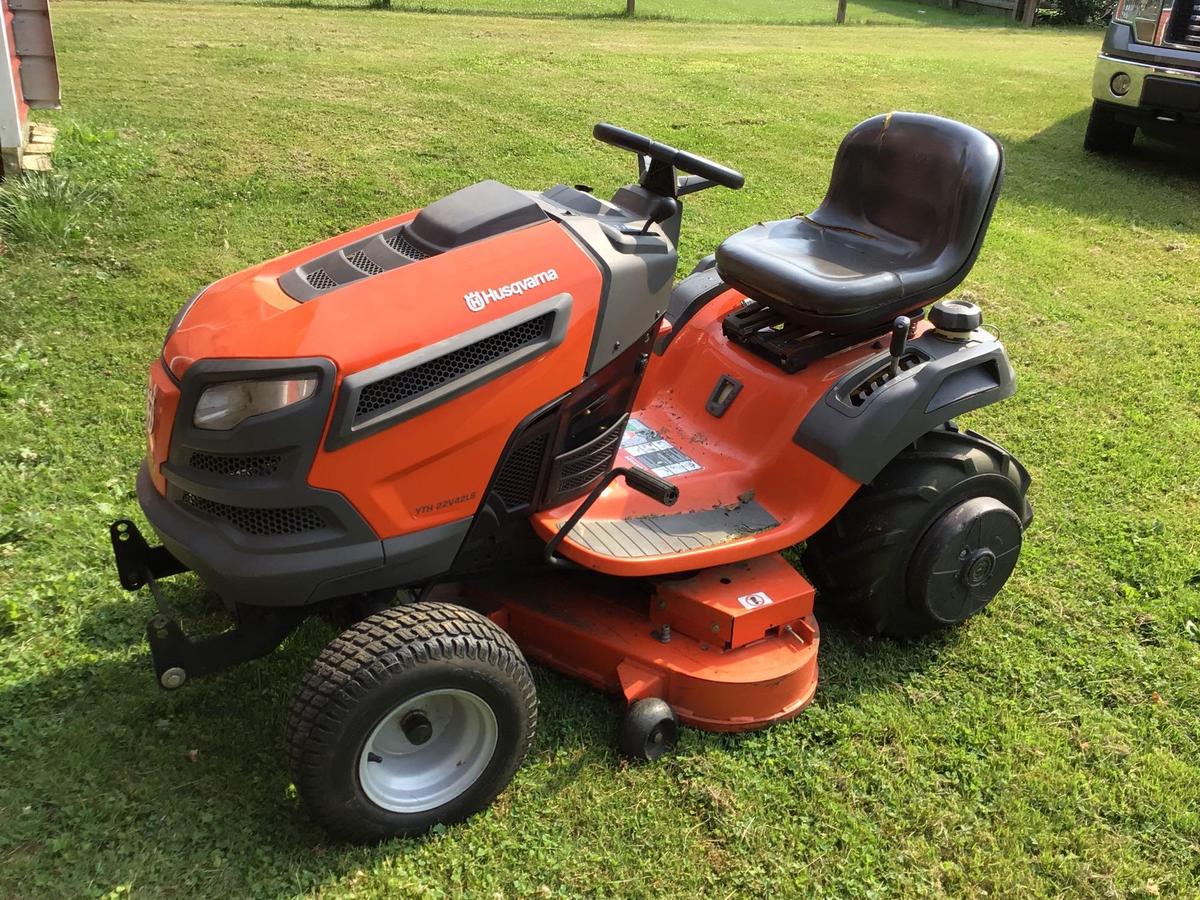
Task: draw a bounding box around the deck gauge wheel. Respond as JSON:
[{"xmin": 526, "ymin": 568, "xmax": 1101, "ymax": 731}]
[{"xmin": 619, "ymin": 698, "xmax": 679, "ymax": 762}]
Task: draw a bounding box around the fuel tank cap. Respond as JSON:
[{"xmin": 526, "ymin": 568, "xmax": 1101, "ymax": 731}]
[{"xmin": 930, "ymin": 298, "xmax": 983, "ymax": 337}]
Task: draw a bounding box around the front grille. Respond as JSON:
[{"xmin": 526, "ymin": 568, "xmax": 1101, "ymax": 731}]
[
  {"xmin": 182, "ymin": 493, "xmax": 327, "ymax": 536},
  {"xmin": 1166, "ymin": 0, "xmax": 1200, "ymax": 45},
  {"xmin": 492, "ymin": 434, "xmax": 548, "ymax": 510},
  {"xmin": 188, "ymin": 451, "xmax": 281, "ymax": 478},
  {"xmin": 386, "ymin": 228, "xmax": 431, "ymax": 260},
  {"xmin": 554, "ymin": 414, "xmax": 627, "ymax": 494},
  {"xmin": 346, "ymin": 250, "xmax": 383, "ymax": 275},
  {"xmin": 353, "ymin": 313, "xmax": 554, "ymax": 424},
  {"xmin": 306, "ymin": 268, "xmax": 338, "ymax": 291}
]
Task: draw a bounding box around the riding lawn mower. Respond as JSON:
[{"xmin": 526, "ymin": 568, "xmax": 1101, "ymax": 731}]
[{"xmin": 109, "ymin": 112, "xmax": 1032, "ymax": 842}]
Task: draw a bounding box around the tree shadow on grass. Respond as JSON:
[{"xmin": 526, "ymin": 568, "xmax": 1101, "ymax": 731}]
[
  {"xmin": 135, "ymin": 0, "xmax": 1022, "ymax": 28},
  {"xmin": 183, "ymin": 0, "xmax": 641, "ymax": 23},
  {"xmin": 853, "ymin": 0, "xmax": 1017, "ymax": 27},
  {"xmin": 997, "ymin": 106, "xmax": 1200, "ymax": 231}
]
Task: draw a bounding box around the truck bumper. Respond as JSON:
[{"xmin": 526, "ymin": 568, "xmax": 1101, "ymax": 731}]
[{"xmin": 1093, "ymin": 53, "xmax": 1200, "ymax": 128}]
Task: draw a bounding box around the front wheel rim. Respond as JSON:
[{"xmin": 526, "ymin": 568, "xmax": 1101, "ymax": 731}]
[{"xmin": 358, "ymin": 688, "xmax": 499, "ymax": 814}]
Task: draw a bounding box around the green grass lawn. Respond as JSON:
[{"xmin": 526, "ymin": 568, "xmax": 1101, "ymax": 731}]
[{"xmin": 2, "ymin": 2, "xmax": 1199, "ymax": 897}]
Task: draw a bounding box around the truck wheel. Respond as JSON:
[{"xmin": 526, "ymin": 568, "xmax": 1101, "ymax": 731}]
[
  {"xmin": 802, "ymin": 425, "xmax": 1032, "ymax": 639},
  {"xmin": 287, "ymin": 601, "xmax": 537, "ymax": 842},
  {"xmin": 1083, "ymin": 101, "xmax": 1136, "ymax": 154}
]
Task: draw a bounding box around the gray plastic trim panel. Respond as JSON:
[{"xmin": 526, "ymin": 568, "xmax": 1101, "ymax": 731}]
[{"xmin": 793, "ymin": 331, "xmax": 1017, "ymax": 484}]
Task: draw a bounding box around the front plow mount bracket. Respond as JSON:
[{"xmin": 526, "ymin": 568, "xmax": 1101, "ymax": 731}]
[
  {"xmin": 108, "ymin": 519, "xmax": 305, "ymax": 689},
  {"xmin": 110, "ymin": 519, "xmax": 188, "ymax": 592}
]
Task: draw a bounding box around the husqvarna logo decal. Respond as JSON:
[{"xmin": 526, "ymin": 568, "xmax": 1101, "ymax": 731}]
[{"xmin": 464, "ymin": 269, "xmax": 559, "ymax": 312}]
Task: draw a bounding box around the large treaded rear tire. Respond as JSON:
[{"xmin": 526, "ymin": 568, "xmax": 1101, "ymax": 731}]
[
  {"xmin": 802, "ymin": 425, "xmax": 1032, "ymax": 639},
  {"xmin": 1084, "ymin": 100, "xmax": 1136, "ymax": 154},
  {"xmin": 287, "ymin": 601, "xmax": 537, "ymax": 843}
]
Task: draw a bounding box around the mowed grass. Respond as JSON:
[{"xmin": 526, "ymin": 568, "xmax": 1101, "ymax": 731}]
[{"xmin": 2, "ymin": 2, "xmax": 1199, "ymax": 897}]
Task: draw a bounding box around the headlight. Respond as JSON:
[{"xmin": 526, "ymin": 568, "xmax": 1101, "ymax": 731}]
[
  {"xmin": 193, "ymin": 377, "xmax": 317, "ymax": 430},
  {"xmin": 1114, "ymin": 0, "xmax": 1172, "ymax": 43}
]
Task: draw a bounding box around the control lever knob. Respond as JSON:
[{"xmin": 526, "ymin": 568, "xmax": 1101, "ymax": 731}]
[
  {"xmin": 888, "ymin": 316, "xmax": 911, "ymax": 378},
  {"xmin": 623, "ymin": 467, "xmax": 679, "ymax": 506}
]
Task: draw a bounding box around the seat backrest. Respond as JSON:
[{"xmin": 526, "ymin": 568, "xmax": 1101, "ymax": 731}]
[{"xmin": 812, "ymin": 112, "xmax": 1004, "ymax": 274}]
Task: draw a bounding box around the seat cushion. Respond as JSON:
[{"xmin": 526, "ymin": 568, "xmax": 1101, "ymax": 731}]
[
  {"xmin": 716, "ymin": 217, "xmax": 913, "ymax": 317},
  {"xmin": 715, "ymin": 112, "xmax": 1003, "ymax": 334}
]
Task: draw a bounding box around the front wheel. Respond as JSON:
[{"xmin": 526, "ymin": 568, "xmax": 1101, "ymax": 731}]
[
  {"xmin": 802, "ymin": 425, "xmax": 1032, "ymax": 639},
  {"xmin": 287, "ymin": 601, "xmax": 537, "ymax": 842},
  {"xmin": 1083, "ymin": 100, "xmax": 1136, "ymax": 154}
]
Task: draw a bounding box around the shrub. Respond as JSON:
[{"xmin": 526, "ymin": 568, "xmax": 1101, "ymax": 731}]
[{"xmin": 1048, "ymin": 0, "xmax": 1111, "ymax": 24}]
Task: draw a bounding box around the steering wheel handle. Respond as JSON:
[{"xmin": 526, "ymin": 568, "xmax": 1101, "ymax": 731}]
[{"xmin": 593, "ymin": 123, "xmax": 745, "ymax": 191}]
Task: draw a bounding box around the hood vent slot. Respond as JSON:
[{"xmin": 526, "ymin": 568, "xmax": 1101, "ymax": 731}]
[
  {"xmin": 346, "ymin": 250, "xmax": 383, "ymax": 275},
  {"xmin": 278, "ymin": 180, "xmax": 544, "ymax": 302},
  {"xmin": 386, "ymin": 228, "xmax": 431, "ymax": 261},
  {"xmin": 306, "ymin": 268, "xmax": 338, "ymax": 291},
  {"xmin": 279, "ymin": 224, "xmax": 435, "ymax": 302}
]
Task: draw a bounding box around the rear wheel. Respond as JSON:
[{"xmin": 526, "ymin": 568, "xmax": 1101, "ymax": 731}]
[
  {"xmin": 287, "ymin": 601, "xmax": 537, "ymax": 842},
  {"xmin": 802, "ymin": 425, "xmax": 1032, "ymax": 639},
  {"xmin": 1084, "ymin": 101, "xmax": 1136, "ymax": 154}
]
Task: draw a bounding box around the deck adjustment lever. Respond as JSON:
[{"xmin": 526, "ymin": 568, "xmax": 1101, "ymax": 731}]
[
  {"xmin": 623, "ymin": 467, "xmax": 680, "ymax": 506},
  {"xmin": 544, "ymin": 466, "xmax": 678, "ymax": 567}
]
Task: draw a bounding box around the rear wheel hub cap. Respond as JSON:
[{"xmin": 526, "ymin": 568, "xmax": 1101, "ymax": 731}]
[{"xmin": 908, "ymin": 496, "xmax": 1023, "ymax": 625}]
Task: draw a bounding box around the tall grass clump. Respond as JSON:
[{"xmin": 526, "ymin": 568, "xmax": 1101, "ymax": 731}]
[{"xmin": 0, "ymin": 172, "xmax": 103, "ymax": 247}]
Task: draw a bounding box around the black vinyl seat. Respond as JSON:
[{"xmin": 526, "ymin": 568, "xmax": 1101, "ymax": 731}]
[{"xmin": 715, "ymin": 113, "xmax": 1004, "ymax": 334}]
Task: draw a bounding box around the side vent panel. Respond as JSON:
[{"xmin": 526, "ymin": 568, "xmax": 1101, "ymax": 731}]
[
  {"xmin": 354, "ymin": 313, "xmax": 553, "ymax": 424},
  {"xmin": 492, "ymin": 433, "xmax": 550, "ymax": 511},
  {"xmin": 327, "ymin": 294, "xmax": 573, "ymax": 450}
]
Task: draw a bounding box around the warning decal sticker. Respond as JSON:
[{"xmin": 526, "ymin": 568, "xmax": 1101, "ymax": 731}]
[
  {"xmin": 737, "ymin": 592, "xmax": 774, "ymax": 610},
  {"xmin": 621, "ymin": 418, "xmax": 702, "ymax": 480}
]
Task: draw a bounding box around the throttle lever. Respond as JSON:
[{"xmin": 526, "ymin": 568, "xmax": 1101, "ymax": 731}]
[{"xmin": 888, "ymin": 316, "xmax": 911, "ymax": 379}]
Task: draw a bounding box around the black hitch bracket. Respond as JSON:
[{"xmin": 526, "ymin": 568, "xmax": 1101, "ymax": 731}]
[
  {"xmin": 109, "ymin": 519, "xmax": 307, "ymax": 689},
  {"xmin": 110, "ymin": 519, "xmax": 189, "ymax": 592}
]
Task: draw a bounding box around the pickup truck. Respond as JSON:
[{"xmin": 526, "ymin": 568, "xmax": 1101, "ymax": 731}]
[{"xmin": 1086, "ymin": 0, "xmax": 1200, "ymax": 152}]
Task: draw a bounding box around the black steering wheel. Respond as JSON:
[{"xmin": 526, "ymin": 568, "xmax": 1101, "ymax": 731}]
[{"xmin": 593, "ymin": 123, "xmax": 745, "ymax": 192}]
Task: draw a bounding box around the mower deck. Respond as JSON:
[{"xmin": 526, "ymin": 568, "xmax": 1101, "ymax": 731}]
[{"xmin": 451, "ymin": 552, "xmax": 820, "ymax": 732}]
